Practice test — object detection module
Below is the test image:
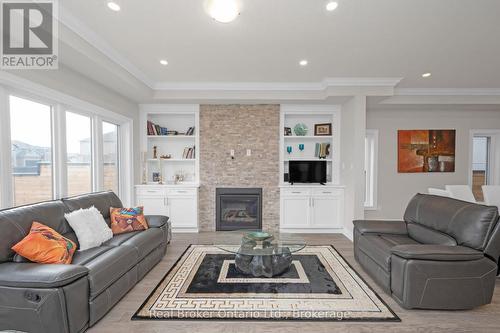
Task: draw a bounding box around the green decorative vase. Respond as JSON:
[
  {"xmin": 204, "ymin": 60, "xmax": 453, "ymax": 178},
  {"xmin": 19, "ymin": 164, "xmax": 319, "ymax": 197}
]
[{"xmin": 293, "ymin": 123, "xmax": 308, "ymax": 136}]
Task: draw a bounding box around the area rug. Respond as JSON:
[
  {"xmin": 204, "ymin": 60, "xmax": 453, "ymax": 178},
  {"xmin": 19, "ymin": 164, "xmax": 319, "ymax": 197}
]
[{"xmin": 133, "ymin": 245, "xmax": 399, "ymax": 321}]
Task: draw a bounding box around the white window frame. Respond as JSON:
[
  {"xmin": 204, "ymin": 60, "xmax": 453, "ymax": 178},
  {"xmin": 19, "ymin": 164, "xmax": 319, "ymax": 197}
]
[
  {"xmin": 364, "ymin": 129, "xmax": 378, "ymax": 210},
  {"xmin": 0, "ymin": 75, "xmax": 134, "ymax": 208}
]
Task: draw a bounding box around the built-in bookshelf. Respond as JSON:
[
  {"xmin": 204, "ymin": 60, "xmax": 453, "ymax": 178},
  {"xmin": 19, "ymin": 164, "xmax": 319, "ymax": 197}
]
[
  {"xmin": 140, "ymin": 105, "xmax": 200, "ymax": 185},
  {"xmin": 280, "ymin": 105, "xmax": 340, "ymax": 185}
]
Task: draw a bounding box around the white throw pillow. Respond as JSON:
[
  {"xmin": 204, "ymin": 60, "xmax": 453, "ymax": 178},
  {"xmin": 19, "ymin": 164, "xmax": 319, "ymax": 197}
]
[{"xmin": 65, "ymin": 206, "xmax": 113, "ymax": 251}]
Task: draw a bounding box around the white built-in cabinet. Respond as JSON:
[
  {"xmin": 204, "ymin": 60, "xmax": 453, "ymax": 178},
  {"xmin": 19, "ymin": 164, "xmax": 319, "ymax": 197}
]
[
  {"xmin": 279, "ymin": 105, "xmax": 345, "ymax": 232},
  {"xmin": 136, "ymin": 105, "xmax": 200, "ymax": 233},
  {"xmin": 136, "ymin": 186, "xmax": 198, "ymax": 232},
  {"xmin": 280, "ymin": 186, "xmax": 344, "ymax": 232}
]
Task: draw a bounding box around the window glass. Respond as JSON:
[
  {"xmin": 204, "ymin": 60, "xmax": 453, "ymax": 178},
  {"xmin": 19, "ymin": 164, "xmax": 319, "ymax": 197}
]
[
  {"xmin": 103, "ymin": 121, "xmax": 119, "ymax": 194},
  {"xmin": 66, "ymin": 111, "xmax": 92, "ymax": 196},
  {"xmin": 10, "ymin": 96, "xmax": 53, "ymax": 206}
]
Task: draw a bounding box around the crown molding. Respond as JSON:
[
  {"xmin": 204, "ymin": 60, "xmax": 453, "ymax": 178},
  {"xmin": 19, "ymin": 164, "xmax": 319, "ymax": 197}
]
[
  {"xmin": 395, "ymin": 88, "xmax": 500, "ymax": 96},
  {"xmin": 153, "ymin": 78, "xmax": 403, "ymax": 91},
  {"xmin": 59, "ymin": 5, "xmax": 155, "ymax": 89}
]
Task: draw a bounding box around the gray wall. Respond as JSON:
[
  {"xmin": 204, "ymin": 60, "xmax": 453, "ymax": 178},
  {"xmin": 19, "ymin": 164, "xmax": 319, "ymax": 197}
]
[{"xmin": 366, "ymin": 107, "xmax": 500, "ymax": 220}]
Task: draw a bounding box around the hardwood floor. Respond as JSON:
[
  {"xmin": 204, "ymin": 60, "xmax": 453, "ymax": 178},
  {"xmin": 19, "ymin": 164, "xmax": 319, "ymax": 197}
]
[{"xmin": 88, "ymin": 233, "xmax": 500, "ymax": 333}]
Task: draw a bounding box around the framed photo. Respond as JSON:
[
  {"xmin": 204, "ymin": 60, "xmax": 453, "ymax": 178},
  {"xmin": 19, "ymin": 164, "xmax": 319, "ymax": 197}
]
[
  {"xmin": 284, "ymin": 127, "xmax": 292, "ymax": 136},
  {"xmin": 314, "ymin": 123, "xmax": 332, "ymax": 136}
]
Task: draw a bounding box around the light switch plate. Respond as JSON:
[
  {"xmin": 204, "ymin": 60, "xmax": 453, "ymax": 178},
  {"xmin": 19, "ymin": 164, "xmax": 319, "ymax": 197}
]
[{"xmin": 246, "ymin": 149, "xmax": 251, "ymax": 156}]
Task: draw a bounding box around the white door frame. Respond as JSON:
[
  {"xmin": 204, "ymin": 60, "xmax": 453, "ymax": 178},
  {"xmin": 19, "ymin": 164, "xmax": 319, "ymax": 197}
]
[{"xmin": 468, "ymin": 129, "xmax": 500, "ymax": 188}]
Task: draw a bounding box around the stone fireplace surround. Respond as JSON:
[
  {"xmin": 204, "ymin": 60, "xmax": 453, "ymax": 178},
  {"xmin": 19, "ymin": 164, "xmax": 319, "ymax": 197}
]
[{"xmin": 199, "ymin": 105, "xmax": 280, "ymax": 231}]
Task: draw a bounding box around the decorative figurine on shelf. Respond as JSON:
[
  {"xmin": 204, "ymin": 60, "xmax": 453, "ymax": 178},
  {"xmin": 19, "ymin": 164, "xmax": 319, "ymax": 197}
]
[
  {"xmin": 174, "ymin": 170, "xmax": 185, "ymax": 184},
  {"xmin": 286, "ymin": 146, "xmax": 292, "ymax": 154},
  {"xmin": 160, "ymin": 154, "xmax": 171, "ymax": 159},
  {"xmin": 153, "ymin": 146, "xmax": 158, "ymax": 159},
  {"xmin": 298, "ymin": 144, "xmax": 305, "ymax": 151}
]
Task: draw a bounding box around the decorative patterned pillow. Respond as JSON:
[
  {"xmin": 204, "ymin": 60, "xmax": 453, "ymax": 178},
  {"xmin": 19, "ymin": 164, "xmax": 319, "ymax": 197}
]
[
  {"xmin": 11, "ymin": 222, "xmax": 76, "ymax": 264},
  {"xmin": 109, "ymin": 207, "xmax": 149, "ymax": 235}
]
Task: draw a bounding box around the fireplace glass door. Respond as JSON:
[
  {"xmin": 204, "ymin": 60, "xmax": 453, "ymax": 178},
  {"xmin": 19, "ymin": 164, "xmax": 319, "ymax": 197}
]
[{"xmin": 216, "ymin": 188, "xmax": 262, "ymax": 231}]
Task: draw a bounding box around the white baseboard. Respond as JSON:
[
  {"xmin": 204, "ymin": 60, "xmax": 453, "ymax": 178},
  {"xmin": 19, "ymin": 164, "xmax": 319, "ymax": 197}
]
[
  {"xmin": 279, "ymin": 228, "xmax": 344, "ymax": 234},
  {"xmin": 172, "ymin": 228, "xmax": 199, "ymax": 233}
]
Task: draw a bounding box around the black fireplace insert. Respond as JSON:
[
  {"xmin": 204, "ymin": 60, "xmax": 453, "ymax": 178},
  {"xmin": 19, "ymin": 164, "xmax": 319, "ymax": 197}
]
[{"xmin": 216, "ymin": 188, "xmax": 262, "ymax": 231}]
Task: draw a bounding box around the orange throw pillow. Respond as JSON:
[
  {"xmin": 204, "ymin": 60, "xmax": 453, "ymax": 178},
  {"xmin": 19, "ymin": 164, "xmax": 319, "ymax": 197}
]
[
  {"xmin": 12, "ymin": 222, "xmax": 76, "ymax": 264},
  {"xmin": 110, "ymin": 207, "xmax": 149, "ymax": 235}
]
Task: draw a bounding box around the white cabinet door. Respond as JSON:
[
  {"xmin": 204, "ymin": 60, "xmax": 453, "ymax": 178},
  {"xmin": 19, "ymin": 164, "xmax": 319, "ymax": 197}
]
[
  {"xmin": 281, "ymin": 196, "xmax": 310, "ymax": 228},
  {"xmin": 136, "ymin": 195, "xmax": 168, "ymax": 216},
  {"xmin": 310, "ymin": 195, "xmax": 342, "ymax": 228},
  {"xmin": 167, "ymin": 195, "xmax": 197, "ymax": 229}
]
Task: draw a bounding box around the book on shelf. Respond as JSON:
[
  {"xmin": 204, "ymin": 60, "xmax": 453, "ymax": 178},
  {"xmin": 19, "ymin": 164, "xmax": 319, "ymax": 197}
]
[
  {"xmin": 314, "ymin": 143, "xmax": 331, "ymax": 159},
  {"xmin": 182, "ymin": 146, "xmax": 196, "ymax": 159},
  {"xmin": 147, "ymin": 120, "xmax": 169, "ymax": 136},
  {"xmin": 186, "ymin": 126, "xmax": 195, "ymax": 136}
]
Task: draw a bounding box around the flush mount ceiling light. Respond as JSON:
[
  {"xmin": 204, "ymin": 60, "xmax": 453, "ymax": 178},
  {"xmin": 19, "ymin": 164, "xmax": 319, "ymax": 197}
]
[
  {"xmin": 160, "ymin": 59, "xmax": 168, "ymax": 66},
  {"xmin": 299, "ymin": 60, "xmax": 308, "ymax": 66},
  {"xmin": 107, "ymin": 1, "xmax": 121, "ymax": 11},
  {"xmin": 206, "ymin": 0, "xmax": 240, "ymax": 23},
  {"xmin": 422, "ymin": 72, "xmax": 432, "ymax": 78},
  {"xmin": 326, "ymin": 2, "xmax": 339, "ymax": 11}
]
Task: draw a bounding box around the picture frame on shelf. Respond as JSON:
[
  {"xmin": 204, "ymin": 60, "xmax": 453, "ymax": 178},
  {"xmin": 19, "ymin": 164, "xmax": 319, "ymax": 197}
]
[
  {"xmin": 314, "ymin": 123, "xmax": 332, "ymax": 136},
  {"xmin": 284, "ymin": 127, "xmax": 292, "ymax": 136}
]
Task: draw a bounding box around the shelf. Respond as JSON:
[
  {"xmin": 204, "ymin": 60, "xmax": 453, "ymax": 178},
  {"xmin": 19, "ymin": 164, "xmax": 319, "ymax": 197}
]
[
  {"xmin": 147, "ymin": 159, "xmax": 196, "ymax": 162},
  {"xmin": 147, "ymin": 135, "xmax": 196, "ymax": 139},
  {"xmin": 284, "ymin": 158, "xmax": 332, "ymax": 162},
  {"xmin": 283, "ymin": 136, "xmax": 332, "ymax": 139}
]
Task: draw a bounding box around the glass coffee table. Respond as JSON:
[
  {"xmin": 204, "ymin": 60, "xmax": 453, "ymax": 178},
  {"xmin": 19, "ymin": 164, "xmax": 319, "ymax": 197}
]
[{"xmin": 214, "ymin": 230, "xmax": 306, "ymax": 278}]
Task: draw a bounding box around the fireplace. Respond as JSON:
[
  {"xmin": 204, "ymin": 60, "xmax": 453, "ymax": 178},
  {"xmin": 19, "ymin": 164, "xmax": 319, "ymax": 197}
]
[{"xmin": 216, "ymin": 188, "xmax": 262, "ymax": 231}]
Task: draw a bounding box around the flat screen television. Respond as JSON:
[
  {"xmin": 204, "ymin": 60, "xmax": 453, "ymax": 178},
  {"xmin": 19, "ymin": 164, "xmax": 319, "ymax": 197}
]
[{"xmin": 289, "ymin": 161, "xmax": 327, "ymax": 184}]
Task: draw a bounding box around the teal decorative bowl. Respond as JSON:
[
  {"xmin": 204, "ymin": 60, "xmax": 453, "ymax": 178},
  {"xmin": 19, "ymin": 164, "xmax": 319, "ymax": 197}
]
[
  {"xmin": 245, "ymin": 231, "xmax": 273, "ymax": 241},
  {"xmin": 293, "ymin": 123, "xmax": 308, "ymax": 136}
]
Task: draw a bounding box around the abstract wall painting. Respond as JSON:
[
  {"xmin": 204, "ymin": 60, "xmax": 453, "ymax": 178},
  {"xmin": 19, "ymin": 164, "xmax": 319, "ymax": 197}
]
[{"xmin": 398, "ymin": 129, "xmax": 456, "ymax": 173}]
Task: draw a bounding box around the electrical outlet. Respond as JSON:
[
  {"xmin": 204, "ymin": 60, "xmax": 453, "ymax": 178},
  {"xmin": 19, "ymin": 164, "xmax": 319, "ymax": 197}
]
[{"xmin": 246, "ymin": 149, "xmax": 251, "ymax": 156}]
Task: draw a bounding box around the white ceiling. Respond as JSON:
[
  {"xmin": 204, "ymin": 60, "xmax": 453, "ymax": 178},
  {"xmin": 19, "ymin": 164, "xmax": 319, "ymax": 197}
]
[{"xmin": 60, "ymin": 0, "xmax": 500, "ymax": 90}]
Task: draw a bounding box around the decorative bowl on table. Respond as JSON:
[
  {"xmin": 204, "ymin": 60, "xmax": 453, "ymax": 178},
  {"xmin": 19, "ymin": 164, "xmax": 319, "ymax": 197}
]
[{"xmin": 245, "ymin": 231, "xmax": 273, "ymax": 241}]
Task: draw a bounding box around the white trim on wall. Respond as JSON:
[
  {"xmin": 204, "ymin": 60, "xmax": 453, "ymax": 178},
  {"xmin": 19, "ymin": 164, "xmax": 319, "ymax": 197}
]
[
  {"xmin": 468, "ymin": 129, "xmax": 500, "ymax": 189},
  {"xmin": 364, "ymin": 129, "xmax": 379, "ymax": 210}
]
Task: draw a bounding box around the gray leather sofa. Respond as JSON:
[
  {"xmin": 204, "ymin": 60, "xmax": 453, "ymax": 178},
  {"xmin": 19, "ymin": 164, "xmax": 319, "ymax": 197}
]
[
  {"xmin": 0, "ymin": 191, "xmax": 171, "ymax": 333},
  {"xmin": 354, "ymin": 193, "xmax": 500, "ymax": 310}
]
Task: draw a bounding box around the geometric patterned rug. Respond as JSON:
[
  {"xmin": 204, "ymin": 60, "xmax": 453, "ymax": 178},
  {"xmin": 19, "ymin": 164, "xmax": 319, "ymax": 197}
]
[{"xmin": 133, "ymin": 245, "xmax": 399, "ymax": 321}]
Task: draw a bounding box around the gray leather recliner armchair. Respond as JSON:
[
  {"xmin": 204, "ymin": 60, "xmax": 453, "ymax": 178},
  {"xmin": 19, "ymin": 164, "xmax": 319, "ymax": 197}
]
[
  {"xmin": 0, "ymin": 191, "xmax": 171, "ymax": 333},
  {"xmin": 354, "ymin": 193, "xmax": 500, "ymax": 310}
]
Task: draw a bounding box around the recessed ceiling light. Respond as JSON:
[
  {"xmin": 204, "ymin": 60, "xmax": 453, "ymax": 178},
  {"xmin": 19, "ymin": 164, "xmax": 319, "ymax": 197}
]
[
  {"xmin": 160, "ymin": 59, "xmax": 168, "ymax": 66},
  {"xmin": 326, "ymin": 2, "xmax": 339, "ymax": 11},
  {"xmin": 422, "ymin": 72, "xmax": 432, "ymax": 78},
  {"xmin": 207, "ymin": 0, "xmax": 240, "ymax": 23},
  {"xmin": 299, "ymin": 60, "xmax": 308, "ymax": 66},
  {"xmin": 107, "ymin": 1, "xmax": 120, "ymax": 11}
]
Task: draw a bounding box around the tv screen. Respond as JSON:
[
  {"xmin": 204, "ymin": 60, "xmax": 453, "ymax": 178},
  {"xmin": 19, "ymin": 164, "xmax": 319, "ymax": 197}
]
[{"xmin": 289, "ymin": 161, "xmax": 327, "ymax": 184}]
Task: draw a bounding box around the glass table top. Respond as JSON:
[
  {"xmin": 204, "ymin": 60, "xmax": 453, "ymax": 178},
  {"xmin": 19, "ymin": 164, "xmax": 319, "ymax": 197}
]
[{"xmin": 214, "ymin": 229, "xmax": 306, "ymax": 256}]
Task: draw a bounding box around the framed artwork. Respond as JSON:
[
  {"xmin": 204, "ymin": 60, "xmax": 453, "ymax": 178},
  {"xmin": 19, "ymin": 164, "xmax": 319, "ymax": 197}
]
[
  {"xmin": 284, "ymin": 127, "xmax": 292, "ymax": 136},
  {"xmin": 314, "ymin": 123, "xmax": 332, "ymax": 136},
  {"xmin": 398, "ymin": 129, "xmax": 456, "ymax": 173}
]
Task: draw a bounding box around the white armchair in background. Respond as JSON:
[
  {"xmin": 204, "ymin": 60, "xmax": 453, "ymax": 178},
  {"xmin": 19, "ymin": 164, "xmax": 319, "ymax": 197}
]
[
  {"xmin": 482, "ymin": 185, "xmax": 500, "ymax": 209},
  {"xmin": 445, "ymin": 185, "xmax": 476, "ymax": 203},
  {"xmin": 428, "ymin": 188, "xmax": 452, "ymax": 197}
]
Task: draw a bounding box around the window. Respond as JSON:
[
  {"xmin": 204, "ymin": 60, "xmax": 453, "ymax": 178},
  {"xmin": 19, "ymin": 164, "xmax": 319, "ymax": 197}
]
[
  {"xmin": 0, "ymin": 81, "xmax": 133, "ymax": 209},
  {"xmin": 10, "ymin": 96, "xmax": 54, "ymax": 206},
  {"xmin": 364, "ymin": 129, "xmax": 378, "ymax": 209},
  {"xmin": 66, "ymin": 112, "xmax": 93, "ymax": 196},
  {"xmin": 103, "ymin": 121, "xmax": 119, "ymax": 194}
]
